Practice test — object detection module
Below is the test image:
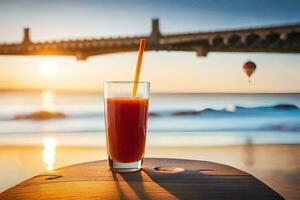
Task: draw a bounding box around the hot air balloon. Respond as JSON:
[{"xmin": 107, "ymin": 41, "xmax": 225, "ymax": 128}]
[{"xmin": 243, "ymin": 61, "xmax": 256, "ymax": 83}]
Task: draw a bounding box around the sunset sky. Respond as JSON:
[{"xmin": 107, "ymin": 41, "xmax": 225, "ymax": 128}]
[{"xmin": 0, "ymin": 0, "xmax": 300, "ymax": 93}]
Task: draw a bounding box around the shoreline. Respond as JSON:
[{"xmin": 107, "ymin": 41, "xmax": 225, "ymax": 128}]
[{"xmin": 1, "ymin": 131, "xmax": 300, "ymax": 147}]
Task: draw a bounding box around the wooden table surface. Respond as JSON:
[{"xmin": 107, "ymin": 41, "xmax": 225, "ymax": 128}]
[{"xmin": 0, "ymin": 158, "xmax": 284, "ymax": 200}]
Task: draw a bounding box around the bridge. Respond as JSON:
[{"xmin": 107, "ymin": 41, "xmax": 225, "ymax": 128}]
[{"xmin": 0, "ymin": 19, "xmax": 300, "ymax": 60}]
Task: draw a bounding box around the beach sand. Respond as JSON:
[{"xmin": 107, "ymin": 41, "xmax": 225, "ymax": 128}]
[{"xmin": 0, "ymin": 144, "xmax": 299, "ymax": 199}]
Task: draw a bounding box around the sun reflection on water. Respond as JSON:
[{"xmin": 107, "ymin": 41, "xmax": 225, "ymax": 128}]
[
  {"xmin": 42, "ymin": 137, "xmax": 57, "ymax": 171},
  {"xmin": 41, "ymin": 90, "xmax": 55, "ymax": 111}
]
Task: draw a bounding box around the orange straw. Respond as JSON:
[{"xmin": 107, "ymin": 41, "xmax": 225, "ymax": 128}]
[{"xmin": 132, "ymin": 39, "xmax": 146, "ymax": 98}]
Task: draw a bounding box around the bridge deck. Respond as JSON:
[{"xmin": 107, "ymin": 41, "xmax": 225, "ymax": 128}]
[{"xmin": 0, "ymin": 19, "xmax": 299, "ymax": 60}]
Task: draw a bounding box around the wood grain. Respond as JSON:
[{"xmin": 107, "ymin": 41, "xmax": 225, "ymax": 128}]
[{"xmin": 0, "ymin": 158, "xmax": 284, "ymax": 200}]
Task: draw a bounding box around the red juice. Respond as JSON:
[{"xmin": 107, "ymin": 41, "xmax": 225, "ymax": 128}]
[{"xmin": 105, "ymin": 97, "xmax": 149, "ymax": 163}]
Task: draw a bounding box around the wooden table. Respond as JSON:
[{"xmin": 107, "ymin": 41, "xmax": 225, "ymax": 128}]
[{"xmin": 0, "ymin": 158, "xmax": 284, "ymax": 200}]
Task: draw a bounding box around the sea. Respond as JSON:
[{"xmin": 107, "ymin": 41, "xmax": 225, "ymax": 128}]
[{"xmin": 0, "ymin": 91, "xmax": 300, "ymax": 147}]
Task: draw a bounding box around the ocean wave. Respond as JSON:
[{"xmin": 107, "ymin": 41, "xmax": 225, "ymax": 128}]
[
  {"xmin": 171, "ymin": 104, "xmax": 299, "ymax": 116},
  {"xmin": 0, "ymin": 104, "xmax": 299, "ymax": 121},
  {"xmin": 1, "ymin": 121, "xmax": 300, "ymax": 134},
  {"xmin": 261, "ymin": 124, "xmax": 300, "ymax": 132}
]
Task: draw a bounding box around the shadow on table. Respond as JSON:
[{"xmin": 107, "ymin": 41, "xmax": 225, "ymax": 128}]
[
  {"xmin": 111, "ymin": 171, "xmax": 148, "ymax": 199},
  {"xmin": 110, "ymin": 165, "xmax": 284, "ymax": 200}
]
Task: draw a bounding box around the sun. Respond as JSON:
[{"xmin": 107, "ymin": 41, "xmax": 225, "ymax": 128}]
[{"xmin": 40, "ymin": 60, "xmax": 58, "ymax": 76}]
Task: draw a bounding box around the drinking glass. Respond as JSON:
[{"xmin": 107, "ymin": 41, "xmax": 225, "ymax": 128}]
[{"xmin": 104, "ymin": 81, "xmax": 150, "ymax": 172}]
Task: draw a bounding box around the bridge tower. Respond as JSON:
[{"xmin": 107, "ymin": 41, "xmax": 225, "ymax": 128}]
[
  {"xmin": 22, "ymin": 28, "xmax": 31, "ymax": 45},
  {"xmin": 150, "ymin": 18, "xmax": 161, "ymax": 43}
]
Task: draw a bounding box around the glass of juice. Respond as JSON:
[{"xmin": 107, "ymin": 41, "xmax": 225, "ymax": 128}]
[{"xmin": 104, "ymin": 81, "xmax": 150, "ymax": 172}]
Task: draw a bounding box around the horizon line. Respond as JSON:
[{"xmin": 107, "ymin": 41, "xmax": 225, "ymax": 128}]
[{"xmin": 0, "ymin": 88, "xmax": 299, "ymax": 94}]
